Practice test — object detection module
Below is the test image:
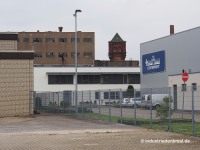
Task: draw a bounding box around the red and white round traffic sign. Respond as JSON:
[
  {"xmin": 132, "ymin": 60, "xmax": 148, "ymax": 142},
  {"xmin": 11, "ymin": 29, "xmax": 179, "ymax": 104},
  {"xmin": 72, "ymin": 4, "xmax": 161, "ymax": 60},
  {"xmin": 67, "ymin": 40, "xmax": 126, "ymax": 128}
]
[{"xmin": 182, "ymin": 72, "xmax": 189, "ymax": 82}]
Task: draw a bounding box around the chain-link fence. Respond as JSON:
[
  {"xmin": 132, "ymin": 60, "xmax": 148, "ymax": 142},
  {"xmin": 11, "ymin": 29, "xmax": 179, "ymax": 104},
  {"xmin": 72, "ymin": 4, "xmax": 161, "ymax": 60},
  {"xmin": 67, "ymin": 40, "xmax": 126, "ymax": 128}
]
[{"xmin": 33, "ymin": 86, "xmax": 200, "ymax": 137}]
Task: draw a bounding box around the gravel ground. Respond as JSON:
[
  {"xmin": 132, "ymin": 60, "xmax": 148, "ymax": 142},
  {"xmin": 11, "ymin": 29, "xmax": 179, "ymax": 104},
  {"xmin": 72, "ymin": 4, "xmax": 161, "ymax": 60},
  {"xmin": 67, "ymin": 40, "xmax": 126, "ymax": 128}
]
[{"xmin": 0, "ymin": 114, "xmax": 200, "ymax": 150}]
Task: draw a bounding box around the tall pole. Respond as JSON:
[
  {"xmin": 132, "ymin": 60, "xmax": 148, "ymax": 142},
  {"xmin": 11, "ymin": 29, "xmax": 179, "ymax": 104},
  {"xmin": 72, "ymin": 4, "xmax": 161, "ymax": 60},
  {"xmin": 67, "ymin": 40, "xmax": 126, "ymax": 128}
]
[{"xmin": 74, "ymin": 9, "xmax": 82, "ymax": 115}]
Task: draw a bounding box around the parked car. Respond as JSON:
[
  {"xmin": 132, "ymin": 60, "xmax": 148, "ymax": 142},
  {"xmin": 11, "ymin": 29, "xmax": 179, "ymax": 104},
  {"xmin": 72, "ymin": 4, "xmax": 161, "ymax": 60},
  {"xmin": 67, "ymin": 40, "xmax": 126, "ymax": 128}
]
[
  {"xmin": 121, "ymin": 98, "xmax": 130, "ymax": 107},
  {"xmin": 121, "ymin": 97, "xmax": 142, "ymax": 107},
  {"xmin": 128, "ymin": 98, "xmax": 142, "ymax": 107}
]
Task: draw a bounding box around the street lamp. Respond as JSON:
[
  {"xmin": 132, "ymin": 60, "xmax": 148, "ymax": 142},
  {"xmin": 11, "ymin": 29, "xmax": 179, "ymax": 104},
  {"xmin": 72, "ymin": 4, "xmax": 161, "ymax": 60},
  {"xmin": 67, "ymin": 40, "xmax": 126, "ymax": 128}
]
[{"xmin": 74, "ymin": 9, "xmax": 82, "ymax": 114}]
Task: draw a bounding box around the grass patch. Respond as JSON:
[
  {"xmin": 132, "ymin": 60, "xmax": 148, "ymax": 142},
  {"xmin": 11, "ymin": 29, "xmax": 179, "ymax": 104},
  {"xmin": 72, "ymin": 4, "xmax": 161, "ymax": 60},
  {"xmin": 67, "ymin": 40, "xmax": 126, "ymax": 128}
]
[
  {"xmin": 141, "ymin": 123, "xmax": 200, "ymax": 136},
  {"xmin": 76, "ymin": 113, "xmax": 199, "ymax": 136},
  {"xmin": 119, "ymin": 117, "xmax": 192, "ymax": 125}
]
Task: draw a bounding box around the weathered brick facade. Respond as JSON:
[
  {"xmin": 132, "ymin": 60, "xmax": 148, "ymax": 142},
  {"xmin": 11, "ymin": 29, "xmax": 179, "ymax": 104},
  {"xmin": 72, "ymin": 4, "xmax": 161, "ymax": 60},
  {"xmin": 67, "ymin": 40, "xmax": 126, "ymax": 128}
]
[
  {"xmin": 17, "ymin": 31, "xmax": 95, "ymax": 66},
  {"xmin": 0, "ymin": 51, "xmax": 34, "ymax": 117},
  {"xmin": 0, "ymin": 40, "xmax": 17, "ymax": 51}
]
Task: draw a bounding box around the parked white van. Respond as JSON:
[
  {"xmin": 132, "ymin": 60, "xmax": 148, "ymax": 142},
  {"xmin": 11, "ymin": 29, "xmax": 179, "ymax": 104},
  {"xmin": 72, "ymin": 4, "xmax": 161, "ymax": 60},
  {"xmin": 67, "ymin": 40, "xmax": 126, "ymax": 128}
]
[{"xmin": 141, "ymin": 94, "xmax": 169, "ymax": 109}]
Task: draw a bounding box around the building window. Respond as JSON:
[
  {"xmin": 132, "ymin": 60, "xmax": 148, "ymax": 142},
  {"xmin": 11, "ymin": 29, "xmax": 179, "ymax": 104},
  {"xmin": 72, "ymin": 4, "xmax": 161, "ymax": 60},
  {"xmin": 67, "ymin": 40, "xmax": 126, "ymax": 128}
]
[
  {"xmin": 58, "ymin": 52, "xmax": 67, "ymax": 62},
  {"xmin": 123, "ymin": 75, "xmax": 128, "ymax": 84},
  {"xmin": 46, "ymin": 52, "xmax": 55, "ymax": 58},
  {"xmin": 83, "ymin": 38, "xmax": 93, "ymax": 42},
  {"xmin": 192, "ymin": 83, "xmax": 197, "ymax": 91},
  {"xmin": 95, "ymin": 92, "xmax": 100, "ymax": 99},
  {"xmin": 104, "ymin": 91, "xmax": 120, "ymax": 99},
  {"xmin": 182, "ymin": 84, "xmax": 187, "ymax": 91},
  {"xmin": 101, "ymin": 74, "xmax": 140, "ymax": 84},
  {"xmin": 71, "ymin": 38, "xmax": 80, "ymax": 42},
  {"xmin": 83, "ymin": 52, "xmax": 93, "ymax": 57},
  {"xmin": 48, "ymin": 75, "xmax": 73, "ymax": 84},
  {"xmin": 128, "ymin": 74, "xmax": 140, "ymax": 84},
  {"xmin": 78, "ymin": 75, "xmax": 100, "ymax": 84},
  {"xmin": 46, "ymin": 38, "xmax": 55, "ymax": 43},
  {"xmin": 102, "ymin": 74, "xmax": 123, "ymax": 84},
  {"xmin": 58, "ymin": 38, "xmax": 67, "ymax": 42},
  {"xmin": 71, "ymin": 52, "xmax": 80, "ymax": 57},
  {"xmin": 34, "ymin": 52, "xmax": 42, "ymax": 58},
  {"xmin": 104, "ymin": 92, "xmax": 109, "ymax": 99},
  {"xmin": 58, "ymin": 52, "xmax": 67, "ymax": 57},
  {"xmin": 23, "ymin": 38, "xmax": 29, "ymax": 42},
  {"xmin": 33, "ymin": 38, "xmax": 42, "ymax": 42}
]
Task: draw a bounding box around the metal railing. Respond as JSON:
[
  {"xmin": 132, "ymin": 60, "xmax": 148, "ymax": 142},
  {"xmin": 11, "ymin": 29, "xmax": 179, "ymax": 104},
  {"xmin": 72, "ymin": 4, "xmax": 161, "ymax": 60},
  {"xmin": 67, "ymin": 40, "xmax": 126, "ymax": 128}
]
[{"xmin": 33, "ymin": 86, "xmax": 200, "ymax": 136}]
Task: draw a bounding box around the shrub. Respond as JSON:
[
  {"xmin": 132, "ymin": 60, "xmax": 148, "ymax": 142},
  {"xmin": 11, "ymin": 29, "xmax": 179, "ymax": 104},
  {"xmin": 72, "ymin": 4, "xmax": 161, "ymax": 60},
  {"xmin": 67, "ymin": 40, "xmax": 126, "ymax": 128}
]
[{"xmin": 156, "ymin": 96, "xmax": 173, "ymax": 119}]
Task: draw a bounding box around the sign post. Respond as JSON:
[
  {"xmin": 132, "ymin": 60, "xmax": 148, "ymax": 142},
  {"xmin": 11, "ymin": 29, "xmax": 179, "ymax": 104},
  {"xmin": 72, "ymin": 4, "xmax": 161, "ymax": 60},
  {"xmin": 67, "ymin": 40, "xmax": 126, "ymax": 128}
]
[{"xmin": 182, "ymin": 72, "xmax": 189, "ymax": 118}]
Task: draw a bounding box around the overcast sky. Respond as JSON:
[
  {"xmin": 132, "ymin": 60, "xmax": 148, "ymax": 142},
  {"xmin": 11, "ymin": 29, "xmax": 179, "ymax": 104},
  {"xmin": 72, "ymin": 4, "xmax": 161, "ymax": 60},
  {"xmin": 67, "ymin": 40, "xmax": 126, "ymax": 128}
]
[{"xmin": 0, "ymin": 0, "xmax": 200, "ymax": 60}]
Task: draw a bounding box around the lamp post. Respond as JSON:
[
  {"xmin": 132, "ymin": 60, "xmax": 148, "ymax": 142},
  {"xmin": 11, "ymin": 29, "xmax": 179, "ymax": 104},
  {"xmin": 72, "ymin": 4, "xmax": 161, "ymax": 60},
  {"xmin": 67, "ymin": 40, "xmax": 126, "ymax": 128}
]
[{"xmin": 74, "ymin": 9, "xmax": 82, "ymax": 115}]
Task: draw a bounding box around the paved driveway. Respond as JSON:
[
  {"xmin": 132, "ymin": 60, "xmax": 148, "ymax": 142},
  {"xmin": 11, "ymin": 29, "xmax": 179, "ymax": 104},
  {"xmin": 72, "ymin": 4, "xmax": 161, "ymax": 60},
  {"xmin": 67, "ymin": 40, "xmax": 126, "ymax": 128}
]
[{"xmin": 0, "ymin": 114, "xmax": 200, "ymax": 150}]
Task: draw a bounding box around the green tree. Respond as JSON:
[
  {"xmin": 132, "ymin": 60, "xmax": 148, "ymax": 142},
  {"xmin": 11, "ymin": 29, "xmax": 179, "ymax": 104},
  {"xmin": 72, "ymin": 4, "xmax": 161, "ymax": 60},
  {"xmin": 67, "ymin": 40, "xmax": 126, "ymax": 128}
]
[
  {"xmin": 126, "ymin": 85, "xmax": 134, "ymax": 98},
  {"xmin": 156, "ymin": 96, "xmax": 173, "ymax": 119}
]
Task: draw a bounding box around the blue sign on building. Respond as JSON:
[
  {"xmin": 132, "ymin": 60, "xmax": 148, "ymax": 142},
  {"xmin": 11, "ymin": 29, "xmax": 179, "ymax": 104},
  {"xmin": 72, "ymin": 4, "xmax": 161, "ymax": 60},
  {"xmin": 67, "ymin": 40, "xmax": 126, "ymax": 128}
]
[{"xmin": 142, "ymin": 50, "xmax": 165, "ymax": 74}]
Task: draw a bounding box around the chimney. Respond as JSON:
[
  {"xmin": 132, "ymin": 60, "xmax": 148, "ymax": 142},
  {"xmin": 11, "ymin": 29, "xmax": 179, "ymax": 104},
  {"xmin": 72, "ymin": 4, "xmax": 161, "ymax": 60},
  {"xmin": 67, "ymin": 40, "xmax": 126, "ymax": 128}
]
[
  {"xmin": 58, "ymin": 26, "xmax": 63, "ymax": 32},
  {"xmin": 170, "ymin": 25, "xmax": 174, "ymax": 35}
]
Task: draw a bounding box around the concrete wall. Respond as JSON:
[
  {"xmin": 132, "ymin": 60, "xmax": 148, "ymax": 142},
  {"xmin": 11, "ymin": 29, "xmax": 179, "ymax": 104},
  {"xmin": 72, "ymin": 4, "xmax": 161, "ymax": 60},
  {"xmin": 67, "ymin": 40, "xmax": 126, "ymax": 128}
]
[
  {"xmin": 169, "ymin": 73, "xmax": 200, "ymax": 110},
  {"xmin": 0, "ymin": 51, "xmax": 34, "ymax": 117},
  {"xmin": 140, "ymin": 27, "xmax": 200, "ymax": 89}
]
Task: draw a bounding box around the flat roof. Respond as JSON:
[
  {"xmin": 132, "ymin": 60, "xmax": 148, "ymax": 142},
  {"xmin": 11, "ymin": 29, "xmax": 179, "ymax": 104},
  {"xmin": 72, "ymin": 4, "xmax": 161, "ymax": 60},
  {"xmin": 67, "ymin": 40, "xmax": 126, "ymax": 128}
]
[{"xmin": 140, "ymin": 26, "xmax": 200, "ymax": 45}]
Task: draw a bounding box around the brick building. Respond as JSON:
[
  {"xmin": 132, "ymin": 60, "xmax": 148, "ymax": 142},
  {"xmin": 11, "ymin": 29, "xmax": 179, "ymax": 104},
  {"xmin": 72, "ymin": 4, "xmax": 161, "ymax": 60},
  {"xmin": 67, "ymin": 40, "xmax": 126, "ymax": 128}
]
[
  {"xmin": 0, "ymin": 51, "xmax": 34, "ymax": 117},
  {"xmin": 17, "ymin": 28, "xmax": 95, "ymax": 66}
]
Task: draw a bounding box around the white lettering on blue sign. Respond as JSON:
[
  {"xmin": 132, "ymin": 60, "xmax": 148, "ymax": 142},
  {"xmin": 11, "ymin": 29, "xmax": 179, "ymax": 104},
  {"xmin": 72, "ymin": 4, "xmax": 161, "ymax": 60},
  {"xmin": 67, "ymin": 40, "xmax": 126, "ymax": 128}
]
[
  {"xmin": 142, "ymin": 50, "xmax": 165, "ymax": 74},
  {"xmin": 145, "ymin": 55, "xmax": 160, "ymax": 70}
]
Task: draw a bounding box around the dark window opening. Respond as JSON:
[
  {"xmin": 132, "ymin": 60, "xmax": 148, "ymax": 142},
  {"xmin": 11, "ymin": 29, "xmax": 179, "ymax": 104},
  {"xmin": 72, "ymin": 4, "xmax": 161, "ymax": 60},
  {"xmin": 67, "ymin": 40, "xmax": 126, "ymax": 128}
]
[
  {"xmin": 71, "ymin": 38, "xmax": 80, "ymax": 42},
  {"xmin": 34, "ymin": 52, "xmax": 42, "ymax": 57},
  {"xmin": 48, "ymin": 75, "xmax": 73, "ymax": 84},
  {"xmin": 46, "ymin": 38, "xmax": 55, "ymax": 43},
  {"xmin": 78, "ymin": 75, "xmax": 100, "ymax": 84},
  {"xmin": 46, "ymin": 52, "xmax": 55, "ymax": 58},
  {"xmin": 83, "ymin": 38, "xmax": 93, "ymax": 42},
  {"xmin": 23, "ymin": 38, "xmax": 29, "ymax": 42},
  {"xmin": 33, "ymin": 38, "xmax": 42, "ymax": 42},
  {"xmin": 58, "ymin": 38, "xmax": 67, "ymax": 42}
]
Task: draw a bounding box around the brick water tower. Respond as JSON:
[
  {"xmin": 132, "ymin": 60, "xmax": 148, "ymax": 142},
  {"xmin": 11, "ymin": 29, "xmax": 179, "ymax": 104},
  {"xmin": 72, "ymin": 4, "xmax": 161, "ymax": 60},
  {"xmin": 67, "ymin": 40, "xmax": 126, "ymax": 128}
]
[{"xmin": 108, "ymin": 33, "xmax": 126, "ymax": 61}]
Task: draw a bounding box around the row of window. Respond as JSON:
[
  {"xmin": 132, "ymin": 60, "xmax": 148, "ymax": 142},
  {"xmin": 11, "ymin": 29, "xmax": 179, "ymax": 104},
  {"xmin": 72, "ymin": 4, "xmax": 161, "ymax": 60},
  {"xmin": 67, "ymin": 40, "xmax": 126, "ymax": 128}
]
[
  {"xmin": 21, "ymin": 38, "xmax": 93, "ymax": 43},
  {"xmin": 34, "ymin": 52, "xmax": 93, "ymax": 58},
  {"xmin": 48, "ymin": 74, "xmax": 140, "ymax": 85},
  {"xmin": 95, "ymin": 91, "xmax": 141, "ymax": 99}
]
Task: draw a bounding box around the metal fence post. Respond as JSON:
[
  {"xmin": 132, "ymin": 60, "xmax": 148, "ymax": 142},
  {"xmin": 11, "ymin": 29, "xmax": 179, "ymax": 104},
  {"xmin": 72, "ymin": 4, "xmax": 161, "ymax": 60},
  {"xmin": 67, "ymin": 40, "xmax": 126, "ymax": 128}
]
[
  {"xmin": 192, "ymin": 86, "xmax": 195, "ymax": 136},
  {"xmin": 33, "ymin": 91, "xmax": 36, "ymax": 114},
  {"xmin": 109, "ymin": 89, "xmax": 111, "ymax": 122},
  {"xmin": 150, "ymin": 88, "xmax": 153, "ymax": 129},
  {"xmin": 58, "ymin": 92, "xmax": 60, "ymax": 113},
  {"xmin": 168, "ymin": 87, "xmax": 172, "ymax": 131},
  {"xmin": 182, "ymin": 84, "xmax": 185, "ymax": 118},
  {"xmin": 134, "ymin": 89, "xmax": 136, "ymax": 125},
  {"xmin": 89, "ymin": 90, "xmax": 92, "ymax": 120},
  {"xmin": 82, "ymin": 91, "xmax": 84, "ymax": 115},
  {"xmin": 99, "ymin": 90, "xmax": 101, "ymax": 120},
  {"xmin": 120, "ymin": 88, "xmax": 123, "ymax": 124}
]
